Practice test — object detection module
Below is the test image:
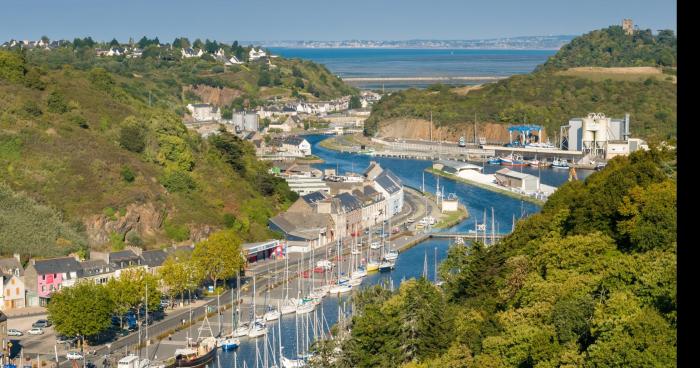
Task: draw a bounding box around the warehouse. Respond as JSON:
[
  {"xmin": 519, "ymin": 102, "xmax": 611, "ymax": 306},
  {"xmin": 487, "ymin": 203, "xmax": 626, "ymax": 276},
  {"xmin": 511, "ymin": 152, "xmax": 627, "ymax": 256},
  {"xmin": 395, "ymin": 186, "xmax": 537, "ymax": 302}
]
[{"xmin": 494, "ymin": 168, "xmax": 540, "ymax": 193}]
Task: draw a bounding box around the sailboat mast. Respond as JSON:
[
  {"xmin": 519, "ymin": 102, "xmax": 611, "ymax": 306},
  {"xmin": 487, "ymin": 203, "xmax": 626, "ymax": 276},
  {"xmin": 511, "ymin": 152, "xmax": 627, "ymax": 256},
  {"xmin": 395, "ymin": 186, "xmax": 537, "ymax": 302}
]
[{"xmin": 491, "ymin": 207, "xmax": 495, "ymax": 245}]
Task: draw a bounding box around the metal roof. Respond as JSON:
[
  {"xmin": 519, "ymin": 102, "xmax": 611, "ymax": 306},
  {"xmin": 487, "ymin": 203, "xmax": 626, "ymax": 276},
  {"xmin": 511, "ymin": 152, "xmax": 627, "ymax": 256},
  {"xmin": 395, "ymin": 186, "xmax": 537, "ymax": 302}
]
[
  {"xmin": 31, "ymin": 257, "xmax": 82, "ymax": 274},
  {"xmin": 495, "ymin": 168, "xmax": 535, "ymax": 180}
]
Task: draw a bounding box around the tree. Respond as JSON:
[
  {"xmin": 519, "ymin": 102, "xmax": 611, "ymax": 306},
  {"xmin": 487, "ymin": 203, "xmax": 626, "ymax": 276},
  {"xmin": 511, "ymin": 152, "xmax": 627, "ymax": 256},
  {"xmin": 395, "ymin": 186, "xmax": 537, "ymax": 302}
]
[
  {"xmin": 106, "ymin": 268, "xmax": 162, "ymax": 328},
  {"xmin": 119, "ymin": 117, "xmax": 147, "ymax": 153},
  {"xmin": 109, "ymin": 38, "xmax": 120, "ymax": 47},
  {"xmin": 349, "ymin": 95, "xmax": 362, "ymax": 109},
  {"xmin": 191, "ymin": 229, "xmax": 244, "ymax": 288},
  {"xmin": 193, "ymin": 39, "xmax": 204, "ymax": 50},
  {"xmin": 47, "ymin": 282, "xmax": 113, "ymax": 342},
  {"xmin": 0, "ymin": 51, "xmax": 25, "ymax": 83},
  {"xmin": 46, "ymin": 91, "xmax": 69, "ymax": 113},
  {"xmin": 159, "ymin": 250, "xmax": 204, "ymax": 304}
]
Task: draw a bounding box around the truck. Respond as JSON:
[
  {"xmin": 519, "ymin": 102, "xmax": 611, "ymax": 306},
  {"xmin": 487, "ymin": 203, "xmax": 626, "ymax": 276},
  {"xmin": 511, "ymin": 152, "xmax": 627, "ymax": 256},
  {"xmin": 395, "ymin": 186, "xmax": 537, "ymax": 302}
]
[{"xmin": 458, "ymin": 137, "xmax": 466, "ymax": 147}]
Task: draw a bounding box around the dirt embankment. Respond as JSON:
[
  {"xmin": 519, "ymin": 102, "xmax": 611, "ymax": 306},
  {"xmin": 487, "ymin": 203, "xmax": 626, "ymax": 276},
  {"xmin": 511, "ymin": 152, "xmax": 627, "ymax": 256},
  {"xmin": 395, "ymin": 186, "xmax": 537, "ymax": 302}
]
[
  {"xmin": 183, "ymin": 84, "xmax": 243, "ymax": 106},
  {"xmin": 377, "ymin": 118, "xmax": 541, "ymax": 143}
]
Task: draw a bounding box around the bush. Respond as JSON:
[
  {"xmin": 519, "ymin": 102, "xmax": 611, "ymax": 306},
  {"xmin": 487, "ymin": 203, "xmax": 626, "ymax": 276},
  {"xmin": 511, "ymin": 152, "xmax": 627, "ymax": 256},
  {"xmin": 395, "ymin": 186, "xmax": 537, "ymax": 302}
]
[
  {"xmin": 120, "ymin": 166, "xmax": 135, "ymax": 182},
  {"xmin": 24, "ymin": 68, "xmax": 45, "ymax": 90},
  {"xmin": 0, "ymin": 51, "xmax": 25, "ymax": 83},
  {"xmin": 22, "ymin": 100, "xmax": 43, "ymax": 117},
  {"xmin": 46, "ymin": 91, "xmax": 69, "ymax": 114},
  {"xmin": 161, "ymin": 169, "xmax": 196, "ymax": 193},
  {"xmin": 109, "ymin": 232, "xmax": 125, "ymax": 251},
  {"xmin": 164, "ymin": 220, "xmax": 190, "ymax": 241},
  {"xmin": 126, "ymin": 232, "xmax": 143, "ymax": 247},
  {"xmin": 119, "ymin": 117, "xmax": 147, "ymax": 153}
]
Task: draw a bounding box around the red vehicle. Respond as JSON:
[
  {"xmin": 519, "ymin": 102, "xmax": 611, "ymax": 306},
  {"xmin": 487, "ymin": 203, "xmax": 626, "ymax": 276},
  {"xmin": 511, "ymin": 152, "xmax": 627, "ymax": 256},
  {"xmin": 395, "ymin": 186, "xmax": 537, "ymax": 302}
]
[{"xmin": 313, "ymin": 267, "xmax": 326, "ymax": 273}]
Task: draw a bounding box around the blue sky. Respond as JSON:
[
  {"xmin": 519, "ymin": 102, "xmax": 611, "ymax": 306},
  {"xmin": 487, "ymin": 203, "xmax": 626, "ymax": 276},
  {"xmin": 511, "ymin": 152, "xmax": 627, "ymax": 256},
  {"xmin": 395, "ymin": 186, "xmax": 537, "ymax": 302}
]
[{"xmin": 0, "ymin": 0, "xmax": 676, "ymax": 42}]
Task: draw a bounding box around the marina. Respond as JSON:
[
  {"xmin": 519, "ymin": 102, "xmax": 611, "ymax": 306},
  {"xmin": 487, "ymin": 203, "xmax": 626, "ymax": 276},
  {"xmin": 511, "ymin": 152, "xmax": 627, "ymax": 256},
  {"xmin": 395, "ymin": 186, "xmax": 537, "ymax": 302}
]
[{"xmin": 119, "ymin": 134, "xmax": 575, "ymax": 367}]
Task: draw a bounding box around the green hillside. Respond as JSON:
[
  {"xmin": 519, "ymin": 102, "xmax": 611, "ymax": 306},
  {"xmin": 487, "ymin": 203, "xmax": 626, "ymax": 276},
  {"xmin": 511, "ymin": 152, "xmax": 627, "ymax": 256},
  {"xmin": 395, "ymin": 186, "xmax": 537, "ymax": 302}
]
[
  {"xmin": 538, "ymin": 26, "xmax": 676, "ymax": 70},
  {"xmin": 333, "ymin": 148, "xmax": 676, "ymax": 367},
  {"xmin": 0, "ymin": 48, "xmax": 306, "ymax": 256},
  {"xmin": 364, "ymin": 25, "xmax": 677, "ymax": 142}
]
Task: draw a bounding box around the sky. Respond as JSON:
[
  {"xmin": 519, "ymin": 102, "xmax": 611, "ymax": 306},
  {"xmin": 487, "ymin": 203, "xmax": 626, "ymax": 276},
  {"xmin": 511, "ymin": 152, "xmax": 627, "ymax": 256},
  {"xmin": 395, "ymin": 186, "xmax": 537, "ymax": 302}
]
[{"xmin": 0, "ymin": 0, "xmax": 676, "ymax": 43}]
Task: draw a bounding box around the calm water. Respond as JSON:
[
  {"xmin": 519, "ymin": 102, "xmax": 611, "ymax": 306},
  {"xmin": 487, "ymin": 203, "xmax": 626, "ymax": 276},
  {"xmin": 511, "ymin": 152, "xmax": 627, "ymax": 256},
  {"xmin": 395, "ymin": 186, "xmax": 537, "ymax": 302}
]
[
  {"xmin": 268, "ymin": 48, "xmax": 555, "ymax": 89},
  {"xmin": 219, "ymin": 135, "xmax": 587, "ymax": 367}
]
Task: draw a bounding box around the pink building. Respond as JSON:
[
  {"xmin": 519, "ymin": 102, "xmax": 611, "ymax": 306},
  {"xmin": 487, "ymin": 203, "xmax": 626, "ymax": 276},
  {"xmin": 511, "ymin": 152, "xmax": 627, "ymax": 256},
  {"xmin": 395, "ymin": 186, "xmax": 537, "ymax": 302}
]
[{"xmin": 24, "ymin": 257, "xmax": 81, "ymax": 306}]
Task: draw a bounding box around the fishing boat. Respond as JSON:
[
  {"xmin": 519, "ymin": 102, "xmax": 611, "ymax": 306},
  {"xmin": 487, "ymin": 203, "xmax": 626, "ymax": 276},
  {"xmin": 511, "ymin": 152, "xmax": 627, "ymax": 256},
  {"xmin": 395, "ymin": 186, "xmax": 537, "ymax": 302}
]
[
  {"xmin": 551, "ymin": 158, "xmax": 569, "ymax": 168},
  {"xmin": 500, "ymin": 153, "xmax": 527, "ymax": 167},
  {"xmin": 167, "ymin": 337, "xmax": 217, "ymax": 368},
  {"xmin": 487, "ymin": 156, "xmax": 502, "ymax": 165},
  {"xmin": 378, "ymin": 260, "xmax": 395, "ymax": 272}
]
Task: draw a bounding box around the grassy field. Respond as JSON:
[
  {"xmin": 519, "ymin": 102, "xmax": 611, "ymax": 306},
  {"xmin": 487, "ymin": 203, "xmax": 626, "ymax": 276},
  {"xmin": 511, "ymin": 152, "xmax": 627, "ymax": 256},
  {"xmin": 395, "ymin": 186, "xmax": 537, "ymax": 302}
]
[{"xmin": 556, "ymin": 67, "xmax": 676, "ymax": 83}]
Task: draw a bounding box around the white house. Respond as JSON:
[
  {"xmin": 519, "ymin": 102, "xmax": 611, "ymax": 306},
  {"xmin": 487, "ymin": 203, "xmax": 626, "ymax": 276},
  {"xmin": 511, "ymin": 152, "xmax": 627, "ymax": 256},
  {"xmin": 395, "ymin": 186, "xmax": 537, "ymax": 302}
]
[
  {"xmin": 181, "ymin": 48, "xmax": 204, "ymax": 58},
  {"xmin": 106, "ymin": 47, "xmax": 126, "ymax": 56},
  {"xmin": 249, "ymin": 48, "xmax": 267, "ymax": 61},
  {"xmin": 187, "ymin": 103, "xmax": 221, "ymax": 122},
  {"xmin": 281, "ymin": 136, "xmax": 312, "ymax": 157},
  {"xmin": 1, "ymin": 274, "xmax": 25, "ymax": 310},
  {"xmin": 372, "ymin": 169, "xmax": 404, "ymax": 217},
  {"xmin": 228, "ymin": 56, "xmax": 244, "ymax": 65}
]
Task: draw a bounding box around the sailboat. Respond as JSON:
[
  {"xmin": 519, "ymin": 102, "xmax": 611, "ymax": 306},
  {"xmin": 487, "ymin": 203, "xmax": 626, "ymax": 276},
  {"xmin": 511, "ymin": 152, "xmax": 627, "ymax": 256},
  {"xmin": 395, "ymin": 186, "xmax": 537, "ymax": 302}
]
[
  {"xmin": 366, "ymin": 224, "xmax": 380, "ymax": 271},
  {"xmin": 248, "ymin": 275, "xmax": 268, "ymax": 338},
  {"xmin": 217, "ymin": 277, "xmax": 240, "ymax": 350},
  {"xmin": 280, "ymin": 251, "xmax": 297, "ymax": 315},
  {"xmin": 329, "ymin": 238, "xmax": 352, "ymax": 294}
]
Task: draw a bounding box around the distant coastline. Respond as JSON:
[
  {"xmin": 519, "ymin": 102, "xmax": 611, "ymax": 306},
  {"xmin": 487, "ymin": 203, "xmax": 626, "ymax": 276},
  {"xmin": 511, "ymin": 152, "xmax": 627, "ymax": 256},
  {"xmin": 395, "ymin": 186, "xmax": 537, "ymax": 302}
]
[{"xmin": 245, "ymin": 35, "xmax": 576, "ymax": 50}]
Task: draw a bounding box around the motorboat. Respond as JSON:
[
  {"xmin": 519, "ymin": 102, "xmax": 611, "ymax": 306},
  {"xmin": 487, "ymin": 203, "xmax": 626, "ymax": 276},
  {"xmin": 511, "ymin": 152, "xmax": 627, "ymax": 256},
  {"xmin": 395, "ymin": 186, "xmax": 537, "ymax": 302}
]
[
  {"xmin": 347, "ymin": 278, "xmax": 362, "ymax": 287},
  {"xmin": 383, "ymin": 250, "xmax": 399, "ymax": 261},
  {"xmin": 551, "ymin": 158, "xmax": 569, "ymax": 168},
  {"xmin": 329, "ymin": 281, "xmax": 352, "ymax": 294},
  {"xmin": 378, "ymin": 260, "xmax": 395, "ymax": 272},
  {"xmin": 500, "ymin": 153, "xmax": 527, "ymax": 166},
  {"xmin": 281, "ymin": 356, "xmax": 306, "ymax": 368},
  {"xmin": 487, "ymin": 156, "xmax": 502, "ymax": 165},
  {"xmin": 217, "ymin": 336, "xmax": 240, "ymax": 351},
  {"xmin": 370, "ymin": 241, "xmax": 381, "ymax": 250}
]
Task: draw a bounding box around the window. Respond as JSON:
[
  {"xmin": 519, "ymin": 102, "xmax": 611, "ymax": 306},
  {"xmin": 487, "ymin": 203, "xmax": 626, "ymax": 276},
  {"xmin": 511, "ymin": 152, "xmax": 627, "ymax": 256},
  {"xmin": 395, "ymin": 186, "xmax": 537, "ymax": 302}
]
[
  {"xmin": 15, "ymin": 287, "xmax": 19, "ymax": 295},
  {"xmin": 11, "ymin": 278, "xmax": 15, "ymax": 285},
  {"xmin": 5, "ymin": 289, "xmax": 9, "ymax": 296}
]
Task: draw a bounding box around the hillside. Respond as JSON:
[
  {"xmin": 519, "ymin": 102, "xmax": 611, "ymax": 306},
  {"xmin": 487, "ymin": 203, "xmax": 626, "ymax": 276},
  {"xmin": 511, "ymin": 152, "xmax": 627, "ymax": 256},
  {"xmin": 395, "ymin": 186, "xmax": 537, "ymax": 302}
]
[
  {"xmin": 0, "ymin": 49, "xmax": 305, "ymax": 257},
  {"xmin": 333, "ymin": 148, "xmax": 676, "ymax": 367},
  {"xmin": 364, "ymin": 25, "xmax": 677, "ymax": 142},
  {"xmin": 538, "ymin": 26, "xmax": 676, "ymax": 70}
]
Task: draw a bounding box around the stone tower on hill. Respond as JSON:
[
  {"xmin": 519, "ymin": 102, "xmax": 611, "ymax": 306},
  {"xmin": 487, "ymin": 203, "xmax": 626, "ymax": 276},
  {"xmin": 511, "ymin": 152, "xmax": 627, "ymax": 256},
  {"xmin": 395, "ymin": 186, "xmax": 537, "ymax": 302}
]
[{"xmin": 622, "ymin": 19, "xmax": 634, "ymax": 35}]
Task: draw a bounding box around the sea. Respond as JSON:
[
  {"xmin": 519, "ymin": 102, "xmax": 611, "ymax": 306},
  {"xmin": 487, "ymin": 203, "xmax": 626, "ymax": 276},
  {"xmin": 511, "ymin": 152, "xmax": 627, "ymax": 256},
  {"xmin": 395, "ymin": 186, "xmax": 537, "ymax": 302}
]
[{"xmin": 267, "ymin": 48, "xmax": 556, "ymax": 89}]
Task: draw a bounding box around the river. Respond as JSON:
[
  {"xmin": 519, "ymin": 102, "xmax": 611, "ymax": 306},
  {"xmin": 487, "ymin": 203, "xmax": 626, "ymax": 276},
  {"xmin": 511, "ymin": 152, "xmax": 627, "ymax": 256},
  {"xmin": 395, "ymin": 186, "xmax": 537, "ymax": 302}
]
[{"xmin": 217, "ymin": 134, "xmax": 583, "ymax": 367}]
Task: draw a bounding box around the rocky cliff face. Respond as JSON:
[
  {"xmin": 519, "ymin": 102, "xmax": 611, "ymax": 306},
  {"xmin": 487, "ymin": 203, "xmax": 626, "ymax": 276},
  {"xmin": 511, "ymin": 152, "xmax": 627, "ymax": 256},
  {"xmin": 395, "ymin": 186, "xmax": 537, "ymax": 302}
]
[
  {"xmin": 183, "ymin": 84, "xmax": 242, "ymax": 107},
  {"xmin": 376, "ymin": 118, "xmax": 549, "ymax": 144},
  {"xmin": 85, "ymin": 202, "xmax": 165, "ymax": 246}
]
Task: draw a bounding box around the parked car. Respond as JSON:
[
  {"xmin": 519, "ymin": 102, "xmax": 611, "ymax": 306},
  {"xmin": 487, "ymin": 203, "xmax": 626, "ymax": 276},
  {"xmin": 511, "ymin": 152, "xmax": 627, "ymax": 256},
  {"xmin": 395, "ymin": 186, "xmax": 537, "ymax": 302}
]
[
  {"xmin": 28, "ymin": 327, "xmax": 44, "ymax": 335},
  {"xmin": 57, "ymin": 335, "xmax": 78, "ymax": 345},
  {"xmin": 7, "ymin": 328, "xmax": 22, "ymax": 336},
  {"xmin": 32, "ymin": 319, "xmax": 51, "ymax": 328},
  {"xmin": 66, "ymin": 351, "xmax": 83, "ymax": 360},
  {"xmin": 160, "ymin": 299, "xmax": 170, "ymax": 308}
]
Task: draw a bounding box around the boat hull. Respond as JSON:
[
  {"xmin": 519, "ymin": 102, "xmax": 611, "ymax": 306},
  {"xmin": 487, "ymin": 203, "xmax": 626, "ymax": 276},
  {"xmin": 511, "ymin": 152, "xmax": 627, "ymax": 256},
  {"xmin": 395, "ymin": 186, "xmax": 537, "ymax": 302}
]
[{"xmin": 169, "ymin": 346, "xmax": 217, "ymax": 368}]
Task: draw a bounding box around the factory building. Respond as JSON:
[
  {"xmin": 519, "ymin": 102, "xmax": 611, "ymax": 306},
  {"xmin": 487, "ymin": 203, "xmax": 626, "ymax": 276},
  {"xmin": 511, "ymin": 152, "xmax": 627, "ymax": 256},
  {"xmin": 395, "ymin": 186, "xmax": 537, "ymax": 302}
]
[{"xmin": 559, "ymin": 113, "xmax": 648, "ymax": 160}]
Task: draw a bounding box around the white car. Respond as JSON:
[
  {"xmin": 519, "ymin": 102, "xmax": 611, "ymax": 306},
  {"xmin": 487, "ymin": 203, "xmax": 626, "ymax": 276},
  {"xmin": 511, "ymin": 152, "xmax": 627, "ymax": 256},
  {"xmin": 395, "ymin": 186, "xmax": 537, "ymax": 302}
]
[
  {"xmin": 7, "ymin": 328, "xmax": 22, "ymax": 336},
  {"xmin": 28, "ymin": 327, "xmax": 44, "ymax": 335},
  {"xmin": 66, "ymin": 352, "xmax": 83, "ymax": 360}
]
